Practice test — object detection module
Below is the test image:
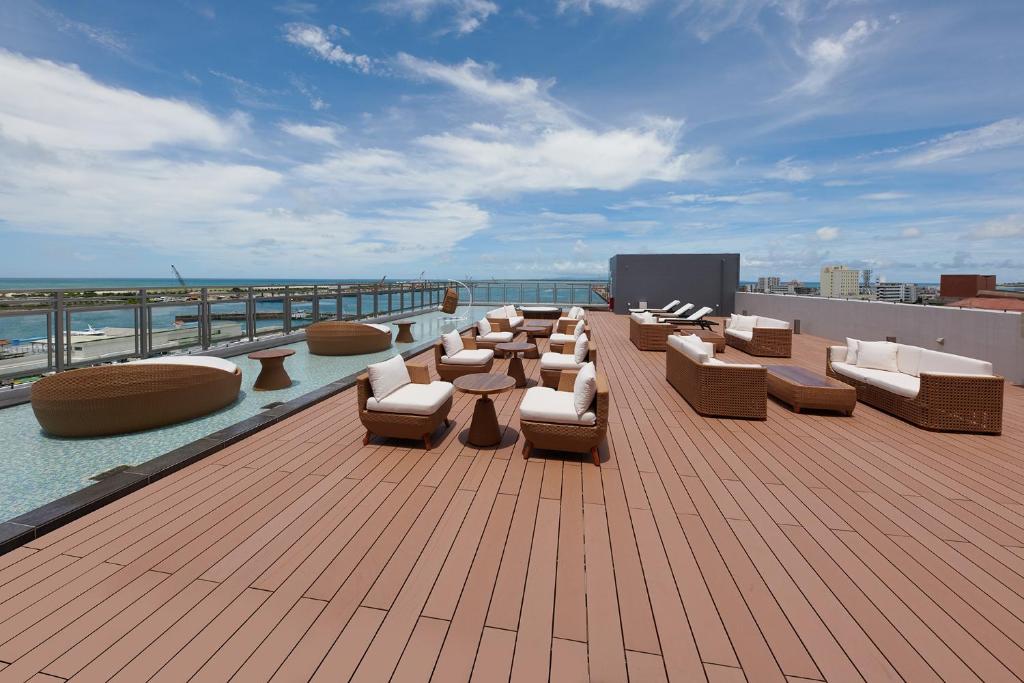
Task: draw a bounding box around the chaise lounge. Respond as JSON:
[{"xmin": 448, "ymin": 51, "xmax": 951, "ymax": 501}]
[
  {"xmin": 660, "ymin": 305, "xmax": 715, "ymax": 330},
  {"xmin": 306, "ymin": 321, "xmax": 393, "ymax": 355},
  {"xmin": 433, "ymin": 330, "xmax": 495, "ymax": 381},
  {"xmin": 520, "ymin": 362, "xmax": 608, "ymax": 466},
  {"xmin": 827, "ymin": 339, "xmax": 1003, "ymax": 434},
  {"xmin": 358, "ymin": 355, "xmax": 454, "ymax": 450},
  {"xmin": 724, "ymin": 314, "xmax": 792, "ymax": 357},
  {"xmin": 666, "ymin": 334, "xmax": 766, "ymax": 419},
  {"xmin": 629, "ymin": 299, "xmax": 681, "ymax": 315},
  {"xmin": 540, "ymin": 333, "xmax": 597, "ymax": 388}
]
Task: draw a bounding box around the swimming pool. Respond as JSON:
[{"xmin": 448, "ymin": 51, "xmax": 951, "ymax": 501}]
[{"xmin": 0, "ymin": 306, "xmax": 489, "ymax": 521}]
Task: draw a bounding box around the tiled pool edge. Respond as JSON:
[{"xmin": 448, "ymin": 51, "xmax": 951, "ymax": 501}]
[{"xmin": 0, "ymin": 327, "xmax": 469, "ymax": 555}]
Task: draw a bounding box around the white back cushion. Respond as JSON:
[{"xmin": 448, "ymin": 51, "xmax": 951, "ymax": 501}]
[
  {"xmin": 682, "ymin": 334, "xmax": 714, "ymax": 358},
  {"xmin": 755, "ymin": 316, "xmax": 790, "ymax": 329},
  {"xmin": 630, "ymin": 312, "xmax": 646, "ymax": 323},
  {"xmin": 574, "ymin": 320, "xmax": 585, "ymax": 337},
  {"xmin": 488, "ymin": 308, "xmax": 504, "ymax": 318},
  {"xmin": 574, "ymin": 333, "xmax": 589, "ymax": 364},
  {"xmin": 573, "ymin": 362, "xmax": 598, "ymax": 416},
  {"xmin": 504, "ymin": 304, "xmax": 517, "ymax": 318},
  {"xmin": 367, "ymin": 354, "xmax": 410, "ymax": 400},
  {"xmin": 477, "ymin": 318, "xmax": 491, "ymax": 336},
  {"xmin": 667, "ymin": 335, "xmax": 708, "ymax": 363},
  {"xmin": 441, "ymin": 329, "xmax": 464, "ymax": 357},
  {"xmin": 896, "ymin": 345, "xmax": 922, "ymax": 377},
  {"xmin": 918, "ymin": 349, "xmax": 993, "ymax": 376},
  {"xmin": 845, "ymin": 338, "xmax": 860, "ymax": 364},
  {"xmin": 856, "ymin": 341, "xmax": 899, "ymax": 372},
  {"xmin": 730, "ymin": 314, "xmax": 758, "ymax": 331},
  {"xmin": 663, "ymin": 299, "xmax": 681, "ymax": 310}
]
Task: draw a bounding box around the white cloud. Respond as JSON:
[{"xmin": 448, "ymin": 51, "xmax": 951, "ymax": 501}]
[
  {"xmin": 557, "ymin": 0, "xmax": 654, "ymax": 13},
  {"xmin": 36, "ymin": 5, "xmax": 130, "ymax": 55},
  {"xmin": 280, "ymin": 122, "xmax": 342, "ymax": 145},
  {"xmin": 376, "ymin": 0, "xmax": 499, "ymax": 34},
  {"xmin": 766, "ymin": 156, "xmax": 812, "ymax": 182},
  {"xmin": 0, "ymin": 50, "xmax": 236, "ymax": 151},
  {"xmin": 816, "ymin": 226, "xmax": 840, "ymax": 241},
  {"xmin": 901, "ymin": 227, "xmax": 921, "ymax": 238},
  {"xmin": 282, "ymin": 23, "xmax": 371, "ymax": 73},
  {"xmin": 969, "ymin": 215, "xmax": 1024, "ymax": 240},
  {"xmin": 609, "ymin": 190, "xmax": 789, "ymax": 209},
  {"xmin": 791, "ymin": 19, "xmax": 879, "ymax": 95},
  {"xmin": 896, "ymin": 118, "xmax": 1024, "ymax": 167},
  {"xmin": 861, "ymin": 192, "xmax": 910, "ymax": 200}
]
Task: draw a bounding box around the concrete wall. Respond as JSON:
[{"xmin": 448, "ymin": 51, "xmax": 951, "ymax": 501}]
[
  {"xmin": 609, "ymin": 253, "xmax": 740, "ymax": 315},
  {"xmin": 738, "ymin": 292, "xmax": 1024, "ymax": 384}
]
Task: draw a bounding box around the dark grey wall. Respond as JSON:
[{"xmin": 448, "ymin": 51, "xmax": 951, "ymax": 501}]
[{"xmin": 609, "ymin": 253, "xmax": 740, "ymax": 315}]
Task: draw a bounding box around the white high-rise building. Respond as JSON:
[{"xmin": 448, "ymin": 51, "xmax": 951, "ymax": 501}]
[
  {"xmin": 876, "ymin": 282, "xmax": 919, "ymax": 303},
  {"xmin": 820, "ymin": 266, "xmax": 860, "ymax": 297},
  {"xmin": 756, "ymin": 276, "xmax": 780, "ymax": 293}
]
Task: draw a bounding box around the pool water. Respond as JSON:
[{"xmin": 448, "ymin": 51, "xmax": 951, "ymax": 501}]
[{"xmin": 0, "ymin": 307, "xmax": 490, "ymax": 521}]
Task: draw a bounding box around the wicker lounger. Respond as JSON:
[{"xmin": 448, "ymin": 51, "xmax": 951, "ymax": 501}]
[
  {"xmin": 520, "ymin": 369, "xmax": 609, "ymax": 467},
  {"xmin": 357, "ymin": 363, "xmax": 453, "ymax": 450},
  {"xmin": 306, "ymin": 321, "xmax": 392, "ymax": 356},
  {"xmin": 665, "ymin": 340, "xmax": 766, "ymax": 419}
]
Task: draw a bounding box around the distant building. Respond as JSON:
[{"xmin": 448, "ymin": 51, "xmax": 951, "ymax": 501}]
[
  {"xmin": 755, "ymin": 276, "xmax": 780, "ymax": 293},
  {"xmin": 820, "ymin": 265, "xmax": 860, "ymax": 298},
  {"xmin": 939, "ymin": 274, "xmax": 996, "ymax": 299},
  {"xmin": 876, "ymin": 282, "xmax": 919, "ymax": 303}
]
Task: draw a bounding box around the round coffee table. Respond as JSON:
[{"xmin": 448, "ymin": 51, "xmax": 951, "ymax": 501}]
[
  {"xmin": 394, "ymin": 321, "xmax": 416, "ymax": 343},
  {"xmin": 495, "ymin": 342, "xmax": 536, "ymax": 387},
  {"xmin": 453, "ymin": 373, "xmax": 516, "ymax": 446},
  {"xmin": 248, "ymin": 348, "xmax": 295, "ymax": 391}
]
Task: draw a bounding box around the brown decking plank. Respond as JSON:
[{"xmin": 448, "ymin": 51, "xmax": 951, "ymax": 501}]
[
  {"xmin": 509, "ymin": 497, "xmax": 559, "ymax": 683},
  {"xmin": 553, "ymin": 463, "xmax": 587, "ymax": 643},
  {"xmin": 550, "ymin": 637, "xmax": 589, "ymax": 682},
  {"xmin": 391, "ymin": 616, "xmax": 449, "ymax": 683},
  {"xmin": 583, "ymin": 502, "xmax": 628, "ymax": 681},
  {"xmin": 627, "ymin": 650, "xmax": 670, "ymax": 683},
  {"xmin": 467, "ymin": 626, "xmax": 515, "ymax": 683}
]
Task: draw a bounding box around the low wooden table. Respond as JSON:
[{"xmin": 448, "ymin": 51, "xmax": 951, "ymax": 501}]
[
  {"xmin": 690, "ymin": 329, "xmax": 726, "ymax": 353},
  {"xmin": 248, "ymin": 348, "xmax": 295, "ymax": 391},
  {"xmin": 522, "ymin": 323, "xmax": 552, "ymax": 339},
  {"xmin": 495, "ymin": 342, "xmax": 537, "ymax": 387},
  {"xmin": 453, "ymin": 373, "xmax": 516, "ymax": 446},
  {"xmin": 765, "ymin": 365, "xmax": 856, "ymax": 415},
  {"xmin": 393, "ymin": 321, "xmax": 415, "ymax": 343}
]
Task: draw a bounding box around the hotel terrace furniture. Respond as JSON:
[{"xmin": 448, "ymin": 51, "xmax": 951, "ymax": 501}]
[
  {"xmin": 556, "ymin": 305, "xmax": 587, "ymax": 330},
  {"xmin": 31, "ymin": 355, "xmax": 242, "ymax": 437},
  {"xmin": 692, "ymin": 328, "xmax": 727, "ymax": 353},
  {"xmin": 306, "ymin": 321, "xmax": 392, "ymax": 356},
  {"xmin": 666, "ymin": 334, "xmax": 767, "ymax": 419},
  {"xmin": 629, "ymin": 311, "xmax": 674, "ymax": 351},
  {"xmin": 519, "ymin": 306, "xmax": 563, "ymax": 320},
  {"xmin": 485, "ymin": 305, "xmax": 525, "ymax": 332},
  {"xmin": 453, "ymin": 372, "xmax": 517, "ymax": 447},
  {"xmin": 540, "ymin": 333, "xmax": 598, "ymax": 388},
  {"xmin": 248, "ymin": 348, "xmax": 295, "ymax": 391},
  {"xmin": 441, "ymin": 287, "xmax": 459, "ymax": 314},
  {"xmin": 628, "ymin": 299, "xmax": 680, "ymax": 314},
  {"xmin": 765, "ymin": 365, "xmax": 856, "ymax": 415},
  {"xmin": 496, "ymin": 341, "xmax": 536, "ymax": 388},
  {"xmin": 826, "ymin": 340, "xmax": 1003, "ymax": 434},
  {"xmin": 520, "ymin": 362, "xmax": 608, "ymax": 467},
  {"xmin": 358, "ymin": 355, "xmax": 454, "ymax": 450},
  {"xmin": 393, "ymin": 321, "xmax": 416, "ymax": 343},
  {"xmin": 474, "ymin": 318, "xmax": 515, "ymax": 356},
  {"xmin": 724, "ymin": 314, "xmax": 793, "ymax": 357},
  {"xmin": 660, "ymin": 305, "xmax": 715, "ymax": 330},
  {"xmin": 433, "ymin": 332, "xmax": 494, "ymax": 381},
  {"xmin": 549, "ymin": 319, "xmax": 589, "ymax": 353}
]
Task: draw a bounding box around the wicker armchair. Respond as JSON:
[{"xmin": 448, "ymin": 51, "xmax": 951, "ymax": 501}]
[
  {"xmin": 826, "ymin": 346, "xmax": 1003, "ymax": 434},
  {"xmin": 486, "ymin": 307, "xmax": 525, "ymax": 333},
  {"xmin": 357, "ymin": 363, "xmax": 453, "ymax": 450},
  {"xmin": 540, "ymin": 338, "xmax": 598, "ymax": 388},
  {"xmin": 629, "ymin": 314, "xmax": 673, "ymax": 351},
  {"xmin": 520, "ymin": 368, "xmax": 609, "ymax": 467},
  {"xmin": 433, "ymin": 336, "xmax": 494, "ymax": 381},
  {"xmin": 666, "ymin": 337, "xmax": 766, "ymax": 419},
  {"xmin": 724, "ymin": 318, "xmax": 792, "ymax": 357},
  {"xmin": 307, "ymin": 321, "xmax": 392, "ymax": 356}
]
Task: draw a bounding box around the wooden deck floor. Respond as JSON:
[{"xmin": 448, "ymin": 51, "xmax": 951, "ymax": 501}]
[{"xmin": 2, "ymin": 311, "xmax": 1024, "ymax": 682}]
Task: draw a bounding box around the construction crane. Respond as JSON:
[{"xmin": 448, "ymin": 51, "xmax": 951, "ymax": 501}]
[{"xmin": 171, "ymin": 265, "xmax": 187, "ymax": 289}]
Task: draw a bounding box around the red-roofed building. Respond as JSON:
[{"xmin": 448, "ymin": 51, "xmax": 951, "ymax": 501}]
[{"xmin": 949, "ymin": 297, "xmax": 1024, "ymax": 312}]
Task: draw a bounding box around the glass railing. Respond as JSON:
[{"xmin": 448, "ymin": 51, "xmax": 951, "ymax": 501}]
[{"xmin": 0, "ymin": 279, "xmax": 608, "ymax": 381}]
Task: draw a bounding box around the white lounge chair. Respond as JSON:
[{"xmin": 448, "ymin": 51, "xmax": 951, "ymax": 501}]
[
  {"xmin": 629, "ymin": 299, "xmax": 680, "ymax": 314},
  {"xmin": 660, "ymin": 305, "xmax": 715, "ymax": 330}
]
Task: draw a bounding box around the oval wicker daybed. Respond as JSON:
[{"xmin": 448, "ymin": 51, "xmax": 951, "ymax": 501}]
[
  {"xmin": 519, "ymin": 306, "xmax": 563, "ymax": 320},
  {"xmin": 305, "ymin": 321, "xmax": 393, "ymax": 356},
  {"xmin": 31, "ymin": 355, "xmax": 243, "ymax": 437}
]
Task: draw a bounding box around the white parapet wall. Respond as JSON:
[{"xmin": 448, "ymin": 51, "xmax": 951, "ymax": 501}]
[{"xmin": 736, "ymin": 292, "xmax": 1024, "ymax": 384}]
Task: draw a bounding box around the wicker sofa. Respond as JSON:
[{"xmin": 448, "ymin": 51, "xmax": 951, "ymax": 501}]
[
  {"xmin": 666, "ymin": 334, "xmax": 766, "ymax": 419},
  {"xmin": 539, "ymin": 334, "xmax": 598, "ymax": 388},
  {"xmin": 433, "ymin": 336, "xmax": 495, "ymax": 381},
  {"xmin": 31, "ymin": 355, "xmax": 242, "ymax": 437},
  {"xmin": 826, "ymin": 341, "xmax": 1003, "ymax": 434},
  {"xmin": 520, "ymin": 364, "xmax": 608, "ymax": 466},
  {"xmin": 485, "ymin": 305, "xmax": 525, "ymax": 332},
  {"xmin": 358, "ymin": 360, "xmax": 453, "ymax": 450},
  {"xmin": 724, "ymin": 314, "xmax": 792, "ymax": 357},
  {"xmin": 629, "ymin": 312, "xmax": 674, "ymax": 351},
  {"xmin": 306, "ymin": 321, "xmax": 392, "ymax": 355}
]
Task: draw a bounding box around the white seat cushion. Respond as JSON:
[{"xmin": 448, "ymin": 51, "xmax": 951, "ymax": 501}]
[
  {"xmin": 540, "ymin": 352, "xmax": 583, "ymax": 371},
  {"xmin": 442, "ymin": 349, "xmax": 494, "ymax": 365},
  {"xmin": 478, "ymin": 331, "xmax": 514, "ymax": 342},
  {"xmin": 918, "ymin": 349, "xmax": 993, "ymax": 376},
  {"xmin": 366, "ymin": 381, "xmax": 453, "ymax": 416},
  {"xmin": 831, "ymin": 362, "xmax": 920, "ymax": 398},
  {"xmin": 441, "ymin": 329, "xmax": 464, "ymax": 357},
  {"xmin": 366, "ymin": 354, "xmax": 411, "ymax": 400},
  {"xmin": 520, "ymin": 387, "xmax": 597, "ymax": 426},
  {"xmin": 724, "ymin": 328, "xmax": 753, "ymax": 341},
  {"xmin": 549, "ymin": 333, "xmax": 575, "ymax": 345},
  {"xmin": 367, "ymin": 323, "xmax": 391, "ymax": 334},
  {"xmin": 134, "ymin": 355, "xmax": 239, "ymax": 374}
]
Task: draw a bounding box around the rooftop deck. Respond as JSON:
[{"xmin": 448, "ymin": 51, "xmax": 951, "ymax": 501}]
[{"xmin": 1, "ymin": 311, "xmax": 1023, "ymax": 682}]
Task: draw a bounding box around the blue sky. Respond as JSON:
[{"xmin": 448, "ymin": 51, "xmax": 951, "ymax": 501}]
[{"xmin": 1, "ymin": 0, "xmax": 1023, "ymax": 282}]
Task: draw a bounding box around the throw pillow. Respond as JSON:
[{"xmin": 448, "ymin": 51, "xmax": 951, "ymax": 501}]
[
  {"xmin": 367, "ymin": 354, "xmax": 410, "ymax": 400},
  {"xmin": 574, "ymin": 333, "xmax": 589, "ymax": 364},
  {"xmin": 477, "ymin": 318, "xmax": 491, "ymax": 336},
  {"xmin": 573, "ymin": 362, "xmax": 598, "ymax": 416},
  {"xmin": 442, "ymin": 329, "xmax": 464, "ymax": 357},
  {"xmin": 856, "ymin": 341, "xmax": 899, "ymax": 372},
  {"xmin": 845, "ymin": 338, "xmax": 860, "ymax": 364}
]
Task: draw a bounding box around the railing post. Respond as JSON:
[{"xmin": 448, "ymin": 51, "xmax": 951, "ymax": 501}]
[
  {"xmin": 312, "ymin": 285, "xmax": 320, "ymax": 323},
  {"xmin": 387, "ymin": 288, "xmax": 393, "ymax": 315},
  {"xmin": 201, "ymin": 287, "xmax": 211, "ymax": 349},
  {"xmin": 341, "ymin": 284, "xmax": 348, "ymax": 320},
  {"xmin": 138, "ymin": 288, "xmax": 148, "ymax": 357},
  {"xmin": 53, "ymin": 291, "xmax": 65, "ymax": 372},
  {"xmin": 372, "ymin": 287, "xmax": 379, "ymax": 317},
  {"xmin": 247, "ymin": 287, "xmax": 255, "ymax": 340},
  {"xmin": 283, "ymin": 286, "xmax": 291, "ymax": 335},
  {"xmin": 552, "ymin": 282, "xmax": 558, "ymax": 305}
]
